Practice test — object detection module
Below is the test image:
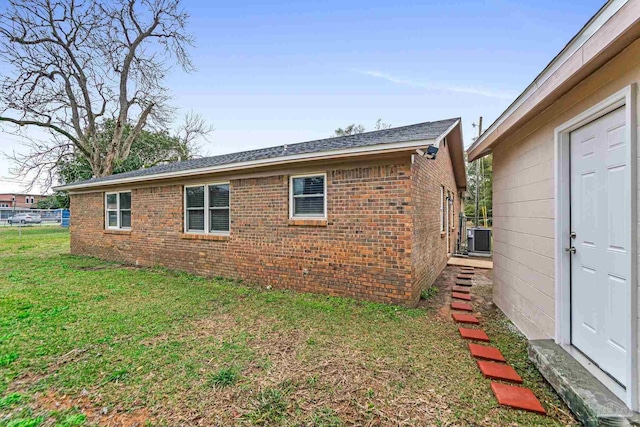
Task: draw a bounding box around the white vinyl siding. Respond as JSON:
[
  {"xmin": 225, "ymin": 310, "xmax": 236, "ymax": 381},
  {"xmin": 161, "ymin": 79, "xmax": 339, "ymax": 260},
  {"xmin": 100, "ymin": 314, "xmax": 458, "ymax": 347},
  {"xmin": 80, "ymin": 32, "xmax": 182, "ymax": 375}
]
[
  {"xmin": 105, "ymin": 191, "xmax": 131, "ymax": 230},
  {"xmin": 185, "ymin": 183, "xmax": 230, "ymax": 234},
  {"xmin": 290, "ymin": 173, "xmax": 327, "ymax": 219}
]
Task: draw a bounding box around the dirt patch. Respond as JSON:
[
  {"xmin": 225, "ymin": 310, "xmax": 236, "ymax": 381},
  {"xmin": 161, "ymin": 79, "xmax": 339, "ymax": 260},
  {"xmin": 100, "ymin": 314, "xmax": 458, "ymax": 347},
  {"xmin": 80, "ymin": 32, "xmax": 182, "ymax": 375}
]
[
  {"xmin": 155, "ymin": 326, "xmax": 453, "ymax": 426},
  {"xmin": 417, "ymin": 264, "xmax": 493, "ymax": 317},
  {"xmin": 35, "ymin": 391, "xmax": 151, "ymax": 427}
]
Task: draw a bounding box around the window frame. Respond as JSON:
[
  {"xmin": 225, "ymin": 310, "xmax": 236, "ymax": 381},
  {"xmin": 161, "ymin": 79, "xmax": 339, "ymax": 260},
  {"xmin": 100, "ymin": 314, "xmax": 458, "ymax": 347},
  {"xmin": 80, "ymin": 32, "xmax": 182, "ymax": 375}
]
[
  {"xmin": 289, "ymin": 172, "xmax": 327, "ymax": 220},
  {"xmin": 440, "ymin": 186, "xmax": 445, "ymax": 233},
  {"xmin": 450, "ymin": 192, "xmax": 455, "ymax": 231},
  {"xmin": 105, "ymin": 191, "xmax": 132, "ymax": 230},
  {"xmin": 183, "ymin": 182, "xmax": 231, "ymax": 235}
]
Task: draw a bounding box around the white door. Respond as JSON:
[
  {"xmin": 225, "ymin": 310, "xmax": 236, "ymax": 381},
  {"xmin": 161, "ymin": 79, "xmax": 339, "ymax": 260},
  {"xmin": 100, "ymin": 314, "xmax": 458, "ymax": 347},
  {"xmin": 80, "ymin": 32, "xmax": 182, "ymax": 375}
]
[{"xmin": 570, "ymin": 106, "xmax": 630, "ymax": 386}]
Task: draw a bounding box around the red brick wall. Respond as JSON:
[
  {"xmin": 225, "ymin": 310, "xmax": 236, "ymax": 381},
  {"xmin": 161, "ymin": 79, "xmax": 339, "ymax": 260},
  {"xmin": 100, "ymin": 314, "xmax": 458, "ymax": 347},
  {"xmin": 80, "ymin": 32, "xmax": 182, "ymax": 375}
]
[
  {"xmin": 410, "ymin": 141, "xmax": 461, "ymax": 304},
  {"xmin": 70, "ymin": 162, "xmax": 417, "ymax": 305},
  {"xmin": 70, "ymin": 153, "xmax": 462, "ymax": 306}
]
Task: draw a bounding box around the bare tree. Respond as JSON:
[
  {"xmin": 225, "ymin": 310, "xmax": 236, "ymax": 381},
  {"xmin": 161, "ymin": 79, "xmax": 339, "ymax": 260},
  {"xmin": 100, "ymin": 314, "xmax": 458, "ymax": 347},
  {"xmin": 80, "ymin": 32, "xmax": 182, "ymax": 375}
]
[
  {"xmin": 333, "ymin": 118, "xmax": 391, "ymax": 136},
  {"xmin": 0, "ymin": 0, "xmax": 194, "ymax": 187},
  {"xmin": 333, "ymin": 123, "xmax": 366, "ymax": 137},
  {"xmin": 174, "ymin": 111, "xmax": 214, "ymax": 161},
  {"xmin": 373, "ymin": 118, "xmax": 391, "ymax": 131}
]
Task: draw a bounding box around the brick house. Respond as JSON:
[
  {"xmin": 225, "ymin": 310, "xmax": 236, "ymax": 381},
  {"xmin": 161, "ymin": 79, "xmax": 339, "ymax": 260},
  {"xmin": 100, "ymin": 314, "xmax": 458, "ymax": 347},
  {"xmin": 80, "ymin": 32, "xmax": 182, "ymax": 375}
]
[
  {"xmin": 0, "ymin": 193, "xmax": 45, "ymax": 208},
  {"xmin": 56, "ymin": 118, "xmax": 466, "ymax": 306}
]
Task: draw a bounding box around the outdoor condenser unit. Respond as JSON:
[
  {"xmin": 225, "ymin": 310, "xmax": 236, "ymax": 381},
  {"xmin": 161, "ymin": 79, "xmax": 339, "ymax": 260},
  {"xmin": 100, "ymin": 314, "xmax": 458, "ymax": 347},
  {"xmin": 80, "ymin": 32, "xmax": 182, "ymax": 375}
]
[{"xmin": 468, "ymin": 227, "xmax": 492, "ymax": 256}]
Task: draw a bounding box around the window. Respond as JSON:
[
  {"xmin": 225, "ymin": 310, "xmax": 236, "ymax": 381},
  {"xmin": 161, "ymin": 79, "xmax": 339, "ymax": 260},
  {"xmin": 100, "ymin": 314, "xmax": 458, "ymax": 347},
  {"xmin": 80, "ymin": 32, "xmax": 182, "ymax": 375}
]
[
  {"xmin": 450, "ymin": 193, "xmax": 455, "ymax": 230},
  {"xmin": 105, "ymin": 191, "xmax": 132, "ymax": 229},
  {"xmin": 290, "ymin": 173, "xmax": 326, "ymax": 218},
  {"xmin": 185, "ymin": 183, "xmax": 230, "ymax": 234},
  {"xmin": 440, "ymin": 186, "xmax": 445, "ymax": 232}
]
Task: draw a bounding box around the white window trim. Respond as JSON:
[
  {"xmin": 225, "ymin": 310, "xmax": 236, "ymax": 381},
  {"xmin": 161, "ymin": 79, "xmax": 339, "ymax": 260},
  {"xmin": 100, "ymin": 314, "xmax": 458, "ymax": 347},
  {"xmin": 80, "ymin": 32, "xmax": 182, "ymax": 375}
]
[
  {"xmin": 105, "ymin": 191, "xmax": 132, "ymax": 230},
  {"xmin": 440, "ymin": 186, "xmax": 445, "ymax": 233},
  {"xmin": 289, "ymin": 172, "xmax": 327, "ymax": 220},
  {"xmin": 450, "ymin": 192, "xmax": 455, "ymax": 231},
  {"xmin": 183, "ymin": 182, "xmax": 230, "ymax": 235}
]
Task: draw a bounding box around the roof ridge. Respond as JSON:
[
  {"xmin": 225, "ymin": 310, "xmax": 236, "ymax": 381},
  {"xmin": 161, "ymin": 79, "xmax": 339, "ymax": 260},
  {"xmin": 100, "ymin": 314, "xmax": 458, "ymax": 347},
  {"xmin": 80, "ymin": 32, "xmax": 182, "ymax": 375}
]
[
  {"xmin": 191, "ymin": 117, "xmax": 461, "ymax": 164},
  {"xmin": 55, "ymin": 117, "xmax": 460, "ymax": 190}
]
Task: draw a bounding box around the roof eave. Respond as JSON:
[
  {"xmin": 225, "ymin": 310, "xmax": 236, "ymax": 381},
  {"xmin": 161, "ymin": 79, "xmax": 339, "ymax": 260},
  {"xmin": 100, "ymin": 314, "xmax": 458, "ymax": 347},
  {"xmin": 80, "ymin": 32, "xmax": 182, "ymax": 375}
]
[
  {"xmin": 440, "ymin": 119, "xmax": 467, "ymax": 190},
  {"xmin": 54, "ymin": 138, "xmax": 438, "ymax": 192},
  {"xmin": 467, "ymin": 0, "xmax": 637, "ymax": 161}
]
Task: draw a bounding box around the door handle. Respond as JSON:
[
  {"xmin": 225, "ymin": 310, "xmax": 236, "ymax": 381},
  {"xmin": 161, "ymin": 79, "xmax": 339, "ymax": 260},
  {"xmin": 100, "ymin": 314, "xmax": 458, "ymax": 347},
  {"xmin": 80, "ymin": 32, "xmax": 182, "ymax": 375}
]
[{"xmin": 565, "ymin": 247, "xmax": 576, "ymax": 254}]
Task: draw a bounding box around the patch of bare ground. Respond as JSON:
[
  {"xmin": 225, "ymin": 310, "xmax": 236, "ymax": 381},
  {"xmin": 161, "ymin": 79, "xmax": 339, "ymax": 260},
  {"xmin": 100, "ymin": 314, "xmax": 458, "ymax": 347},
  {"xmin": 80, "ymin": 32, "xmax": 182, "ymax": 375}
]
[
  {"xmin": 155, "ymin": 325, "xmax": 452, "ymax": 426},
  {"xmin": 25, "ymin": 391, "xmax": 151, "ymax": 427},
  {"xmin": 417, "ymin": 264, "xmax": 494, "ymax": 318}
]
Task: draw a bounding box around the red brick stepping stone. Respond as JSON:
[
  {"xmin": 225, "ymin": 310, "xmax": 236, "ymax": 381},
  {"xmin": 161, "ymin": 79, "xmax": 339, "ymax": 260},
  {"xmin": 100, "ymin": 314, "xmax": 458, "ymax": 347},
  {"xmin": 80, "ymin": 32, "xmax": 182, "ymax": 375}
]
[
  {"xmin": 452, "ymin": 313, "xmax": 479, "ymax": 324},
  {"xmin": 461, "ymin": 267, "xmax": 474, "ymax": 271},
  {"xmin": 469, "ymin": 343, "xmax": 506, "ymax": 362},
  {"xmin": 452, "ymin": 286, "xmax": 470, "ymax": 293},
  {"xmin": 456, "ymin": 280, "xmax": 473, "ymax": 287},
  {"xmin": 459, "ymin": 328, "xmax": 490, "ymax": 342},
  {"xmin": 491, "ymin": 382, "xmax": 546, "ymax": 415},
  {"xmin": 461, "ymin": 269, "xmax": 474, "ymax": 274},
  {"xmin": 478, "ymin": 361, "xmax": 523, "ymax": 383},
  {"xmin": 451, "ymin": 302, "xmax": 473, "ymax": 312},
  {"xmin": 452, "ymin": 292, "xmax": 471, "ymax": 301},
  {"xmin": 458, "ymin": 274, "xmax": 473, "ymax": 280}
]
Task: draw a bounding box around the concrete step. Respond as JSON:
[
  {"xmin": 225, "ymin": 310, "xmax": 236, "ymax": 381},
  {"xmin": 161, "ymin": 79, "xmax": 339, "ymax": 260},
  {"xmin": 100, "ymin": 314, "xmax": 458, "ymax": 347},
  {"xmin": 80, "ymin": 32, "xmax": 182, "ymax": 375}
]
[{"xmin": 529, "ymin": 339, "xmax": 640, "ymax": 426}]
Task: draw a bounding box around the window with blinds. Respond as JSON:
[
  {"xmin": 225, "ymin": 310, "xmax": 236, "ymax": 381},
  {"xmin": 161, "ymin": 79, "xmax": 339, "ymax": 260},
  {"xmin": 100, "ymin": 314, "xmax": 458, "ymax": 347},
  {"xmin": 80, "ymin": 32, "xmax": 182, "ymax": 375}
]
[
  {"xmin": 290, "ymin": 174, "xmax": 326, "ymax": 218},
  {"xmin": 185, "ymin": 183, "xmax": 230, "ymax": 234},
  {"xmin": 105, "ymin": 191, "xmax": 132, "ymax": 229}
]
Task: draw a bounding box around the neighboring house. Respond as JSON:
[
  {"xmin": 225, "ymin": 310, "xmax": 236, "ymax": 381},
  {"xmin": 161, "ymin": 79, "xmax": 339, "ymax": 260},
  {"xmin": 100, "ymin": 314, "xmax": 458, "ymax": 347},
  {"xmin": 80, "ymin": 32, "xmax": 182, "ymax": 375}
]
[
  {"xmin": 467, "ymin": 0, "xmax": 640, "ymax": 423},
  {"xmin": 56, "ymin": 118, "xmax": 466, "ymax": 307},
  {"xmin": 0, "ymin": 193, "xmax": 44, "ymax": 208}
]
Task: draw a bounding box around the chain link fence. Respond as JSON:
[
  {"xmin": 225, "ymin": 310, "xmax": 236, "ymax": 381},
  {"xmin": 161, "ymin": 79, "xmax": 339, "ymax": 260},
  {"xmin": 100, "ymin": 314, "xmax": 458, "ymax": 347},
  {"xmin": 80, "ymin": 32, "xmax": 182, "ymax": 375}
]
[{"xmin": 0, "ymin": 208, "xmax": 65, "ymax": 226}]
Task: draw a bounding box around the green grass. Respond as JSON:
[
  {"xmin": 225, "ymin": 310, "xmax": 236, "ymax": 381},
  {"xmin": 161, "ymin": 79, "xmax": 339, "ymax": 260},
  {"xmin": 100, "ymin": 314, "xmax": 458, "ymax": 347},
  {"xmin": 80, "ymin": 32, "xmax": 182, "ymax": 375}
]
[
  {"xmin": 208, "ymin": 366, "xmax": 240, "ymax": 387},
  {"xmin": 0, "ymin": 227, "xmax": 576, "ymax": 425},
  {"xmin": 420, "ymin": 285, "xmax": 439, "ymax": 300}
]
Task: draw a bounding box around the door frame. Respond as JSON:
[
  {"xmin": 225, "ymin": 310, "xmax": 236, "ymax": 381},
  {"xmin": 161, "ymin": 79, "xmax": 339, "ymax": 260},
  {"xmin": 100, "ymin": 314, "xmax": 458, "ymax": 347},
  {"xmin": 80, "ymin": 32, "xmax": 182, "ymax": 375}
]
[
  {"xmin": 554, "ymin": 84, "xmax": 637, "ymax": 409},
  {"xmin": 445, "ymin": 192, "xmax": 451, "ymax": 255}
]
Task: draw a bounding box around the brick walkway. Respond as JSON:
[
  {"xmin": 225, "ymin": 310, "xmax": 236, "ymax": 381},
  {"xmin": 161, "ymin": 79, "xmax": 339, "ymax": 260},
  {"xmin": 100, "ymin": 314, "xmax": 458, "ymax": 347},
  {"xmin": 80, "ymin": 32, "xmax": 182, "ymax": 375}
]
[{"xmin": 447, "ymin": 265, "xmax": 547, "ymax": 415}]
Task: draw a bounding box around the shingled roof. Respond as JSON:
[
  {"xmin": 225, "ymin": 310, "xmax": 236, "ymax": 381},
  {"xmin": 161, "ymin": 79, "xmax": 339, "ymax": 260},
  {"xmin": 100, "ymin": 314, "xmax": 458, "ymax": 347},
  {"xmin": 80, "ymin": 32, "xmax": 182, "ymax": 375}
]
[{"xmin": 56, "ymin": 118, "xmax": 460, "ymax": 190}]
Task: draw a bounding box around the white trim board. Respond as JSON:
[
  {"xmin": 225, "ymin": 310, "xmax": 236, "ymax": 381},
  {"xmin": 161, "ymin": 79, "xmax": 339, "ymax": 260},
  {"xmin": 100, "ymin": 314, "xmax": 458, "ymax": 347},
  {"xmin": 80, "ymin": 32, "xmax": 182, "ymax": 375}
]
[
  {"xmin": 554, "ymin": 84, "xmax": 638, "ymax": 409},
  {"xmin": 468, "ymin": 0, "xmax": 629, "ymax": 159}
]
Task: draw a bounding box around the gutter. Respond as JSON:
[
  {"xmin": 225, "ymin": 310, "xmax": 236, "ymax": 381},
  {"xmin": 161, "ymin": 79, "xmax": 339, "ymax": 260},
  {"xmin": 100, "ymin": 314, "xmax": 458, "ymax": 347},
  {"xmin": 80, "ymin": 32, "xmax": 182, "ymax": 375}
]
[{"xmin": 54, "ymin": 138, "xmax": 437, "ymax": 192}]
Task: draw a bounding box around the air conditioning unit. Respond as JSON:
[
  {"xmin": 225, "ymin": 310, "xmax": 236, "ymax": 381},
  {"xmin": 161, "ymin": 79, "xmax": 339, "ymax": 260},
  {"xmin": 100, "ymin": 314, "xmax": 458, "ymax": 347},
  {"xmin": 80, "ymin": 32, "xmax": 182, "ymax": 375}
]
[{"xmin": 468, "ymin": 227, "xmax": 492, "ymax": 256}]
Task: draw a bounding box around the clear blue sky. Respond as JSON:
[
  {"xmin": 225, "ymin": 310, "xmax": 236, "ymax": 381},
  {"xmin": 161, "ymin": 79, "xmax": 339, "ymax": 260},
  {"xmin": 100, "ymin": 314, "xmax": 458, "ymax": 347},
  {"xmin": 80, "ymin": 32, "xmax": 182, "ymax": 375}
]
[{"xmin": 0, "ymin": 0, "xmax": 605, "ymax": 192}]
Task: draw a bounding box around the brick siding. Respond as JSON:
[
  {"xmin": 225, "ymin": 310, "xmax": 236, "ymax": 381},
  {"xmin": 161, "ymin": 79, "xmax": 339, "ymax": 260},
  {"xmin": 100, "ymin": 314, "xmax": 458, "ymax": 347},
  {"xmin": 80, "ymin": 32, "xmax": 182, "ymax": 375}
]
[
  {"xmin": 70, "ymin": 155, "xmax": 460, "ymax": 306},
  {"xmin": 410, "ymin": 140, "xmax": 461, "ymax": 305}
]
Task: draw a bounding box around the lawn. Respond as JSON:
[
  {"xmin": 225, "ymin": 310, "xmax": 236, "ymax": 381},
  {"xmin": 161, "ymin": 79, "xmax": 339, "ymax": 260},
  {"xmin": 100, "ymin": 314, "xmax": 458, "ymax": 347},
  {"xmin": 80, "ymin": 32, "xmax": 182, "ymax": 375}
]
[{"xmin": 0, "ymin": 227, "xmax": 576, "ymax": 426}]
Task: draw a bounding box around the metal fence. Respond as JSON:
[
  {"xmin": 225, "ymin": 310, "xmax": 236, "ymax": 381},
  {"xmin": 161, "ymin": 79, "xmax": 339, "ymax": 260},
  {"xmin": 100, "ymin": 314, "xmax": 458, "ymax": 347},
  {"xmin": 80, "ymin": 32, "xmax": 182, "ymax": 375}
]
[{"xmin": 0, "ymin": 208, "xmax": 64, "ymax": 225}]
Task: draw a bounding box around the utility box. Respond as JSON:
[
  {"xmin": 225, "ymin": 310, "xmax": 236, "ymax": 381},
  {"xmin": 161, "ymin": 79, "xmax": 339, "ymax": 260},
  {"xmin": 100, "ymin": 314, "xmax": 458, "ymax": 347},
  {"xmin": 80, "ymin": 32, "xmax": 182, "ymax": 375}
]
[
  {"xmin": 468, "ymin": 227, "xmax": 492, "ymax": 257},
  {"xmin": 61, "ymin": 209, "xmax": 70, "ymax": 227}
]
